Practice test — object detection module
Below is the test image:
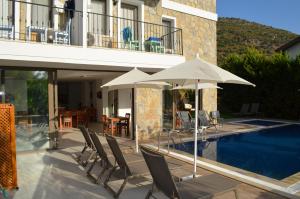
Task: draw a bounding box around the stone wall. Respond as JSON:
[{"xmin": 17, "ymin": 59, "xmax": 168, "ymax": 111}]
[
  {"xmin": 135, "ymin": 88, "xmax": 162, "ymax": 140},
  {"xmin": 143, "ymin": 0, "xmax": 218, "ymax": 133}
]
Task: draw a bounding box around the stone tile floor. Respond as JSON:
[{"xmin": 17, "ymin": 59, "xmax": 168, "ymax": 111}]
[{"xmin": 6, "ymin": 126, "xmax": 295, "ymax": 199}]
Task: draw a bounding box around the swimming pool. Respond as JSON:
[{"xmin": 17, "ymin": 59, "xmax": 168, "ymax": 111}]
[{"xmin": 173, "ymin": 124, "xmax": 300, "ymax": 180}]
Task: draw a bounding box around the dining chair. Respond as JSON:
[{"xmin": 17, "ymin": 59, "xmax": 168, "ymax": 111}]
[
  {"xmin": 63, "ymin": 111, "xmax": 73, "ymax": 128},
  {"xmin": 116, "ymin": 113, "xmax": 130, "ymax": 136},
  {"xmin": 77, "ymin": 110, "xmax": 88, "ymax": 128}
]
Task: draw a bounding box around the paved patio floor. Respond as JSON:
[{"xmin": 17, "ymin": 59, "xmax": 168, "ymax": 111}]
[{"xmin": 8, "ymin": 126, "xmax": 293, "ymax": 199}]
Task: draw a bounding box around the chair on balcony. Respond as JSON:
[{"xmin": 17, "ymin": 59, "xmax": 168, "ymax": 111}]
[
  {"xmin": 54, "ymin": 19, "xmax": 71, "ymax": 45},
  {"xmin": 144, "ymin": 37, "xmax": 165, "ymax": 53},
  {"xmin": 26, "ymin": 26, "xmax": 48, "ymax": 42},
  {"xmin": 0, "ymin": 25, "xmax": 14, "ymax": 39},
  {"xmin": 122, "ymin": 27, "xmax": 139, "ymax": 51}
]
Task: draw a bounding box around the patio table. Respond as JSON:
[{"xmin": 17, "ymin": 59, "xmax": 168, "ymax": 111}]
[{"xmin": 108, "ymin": 116, "xmax": 130, "ymax": 136}]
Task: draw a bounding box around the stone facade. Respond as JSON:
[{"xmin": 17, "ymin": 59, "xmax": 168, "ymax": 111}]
[
  {"xmin": 135, "ymin": 88, "xmax": 162, "ymax": 140},
  {"xmin": 138, "ymin": 0, "xmax": 218, "ymax": 137}
]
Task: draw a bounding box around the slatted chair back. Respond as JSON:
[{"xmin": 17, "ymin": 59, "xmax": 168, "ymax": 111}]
[
  {"xmin": 105, "ymin": 134, "xmax": 132, "ymax": 176},
  {"xmin": 140, "ymin": 146, "xmax": 180, "ymax": 198},
  {"xmin": 78, "ymin": 126, "xmax": 93, "ymax": 148},
  {"xmin": 89, "ymin": 132, "xmax": 110, "ymax": 164}
]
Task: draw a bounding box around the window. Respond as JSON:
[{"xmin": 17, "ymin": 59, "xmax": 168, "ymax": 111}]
[
  {"xmin": 89, "ymin": 0, "xmax": 107, "ymax": 35},
  {"xmin": 0, "ymin": 0, "xmax": 13, "ymax": 26},
  {"xmin": 31, "ymin": 0, "xmax": 51, "ymax": 27},
  {"xmin": 162, "ymin": 19, "xmax": 172, "ymax": 49}
]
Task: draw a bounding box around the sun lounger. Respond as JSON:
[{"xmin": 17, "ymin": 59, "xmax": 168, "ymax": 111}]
[
  {"xmin": 104, "ymin": 134, "xmax": 148, "ymax": 198},
  {"xmin": 234, "ymin": 104, "xmax": 250, "ymax": 116},
  {"xmin": 104, "ymin": 135, "xmax": 185, "ymax": 198},
  {"xmin": 210, "ymin": 110, "xmax": 224, "ymax": 127},
  {"xmin": 86, "ymin": 131, "xmax": 114, "ymax": 184},
  {"xmin": 140, "ymin": 146, "xmax": 240, "ymax": 199},
  {"xmin": 77, "ymin": 126, "xmax": 96, "ymax": 166},
  {"xmin": 246, "ymin": 103, "xmax": 260, "ymax": 116},
  {"xmin": 199, "ymin": 110, "xmax": 218, "ymax": 131},
  {"xmin": 177, "ymin": 111, "xmax": 194, "ymax": 130}
]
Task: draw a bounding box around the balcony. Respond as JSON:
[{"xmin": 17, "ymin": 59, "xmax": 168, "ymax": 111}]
[{"xmin": 0, "ymin": 0, "xmax": 183, "ymax": 56}]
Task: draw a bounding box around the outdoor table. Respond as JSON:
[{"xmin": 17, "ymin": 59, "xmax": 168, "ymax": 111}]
[{"xmin": 108, "ymin": 116, "xmax": 130, "ymax": 136}]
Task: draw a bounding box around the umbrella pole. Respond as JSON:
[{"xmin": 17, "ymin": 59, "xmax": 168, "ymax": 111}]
[
  {"xmin": 193, "ymin": 80, "xmax": 199, "ymax": 177},
  {"xmin": 134, "ymin": 84, "xmax": 139, "ymax": 153}
]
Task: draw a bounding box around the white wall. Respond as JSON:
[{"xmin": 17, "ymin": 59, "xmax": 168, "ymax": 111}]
[
  {"xmin": 118, "ymin": 88, "xmax": 132, "ymax": 117},
  {"xmin": 0, "ymin": 41, "xmax": 185, "ymax": 72},
  {"xmin": 287, "ymin": 43, "xmax": 300, "ymax": 59}
]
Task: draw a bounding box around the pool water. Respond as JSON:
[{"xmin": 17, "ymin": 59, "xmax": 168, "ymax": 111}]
[
  {"xmin": 173, "ymin": 124, "xmax": 300, "ymax": 180},
  {"xmin": 235, "ymin": 119, "xmax": 284, "ymax": 126}
]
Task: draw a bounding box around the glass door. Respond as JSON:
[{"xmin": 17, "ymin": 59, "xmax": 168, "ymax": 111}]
[{"xmin": 0, "ymin": 69, "xmax": 49, "ymax": 152}]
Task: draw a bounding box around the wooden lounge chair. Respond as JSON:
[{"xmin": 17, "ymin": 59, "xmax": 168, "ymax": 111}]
[
  {"xmin": 104, "ymin": 135, "xmax": 185, "ymax": 198},
  {"xmin": 77, "ymin": 126, "xmax": 96, "ymax": 167},
  {"xmin": 140, "ymin": 146, "xmax": 240, "ymax": 199},
  {"xmin": 234, "ymin": 104, "xmax": 250, "ymax": 116},
  {"xmin": 246, "ymin": 103, "xmax": 261, "ymax": 116},
  {"xmin": 104, "ymin": 134, "xmax": 149, "ymax": 198},
  {"xmin": 86, "ymin": 131, "xmax": 114, "ymax": 184}
]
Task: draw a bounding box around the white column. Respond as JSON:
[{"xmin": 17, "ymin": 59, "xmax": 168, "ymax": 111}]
[
  {"xmin": 53, "ymin": 0, "xmax": 59, "ymax": 30},
  {"xmin": 82, "ymin": 0, "xmax": 88, "ymax": 47},
  {"xmin": 14, "ymin": 1, "xmax": 20, "ymax": 39}
]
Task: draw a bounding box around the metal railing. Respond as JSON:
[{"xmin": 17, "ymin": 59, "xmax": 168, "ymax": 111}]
[
  {"xmin": 0, "ymin": 0, "xmax": 183, "ymax": 55},
  {"xmin": 0, "ymin": 0, "xmax": 82, "ymax": 45},
  {"xmin": 87, "ymin": 12, "xmax": 183, "ymax": 55}
]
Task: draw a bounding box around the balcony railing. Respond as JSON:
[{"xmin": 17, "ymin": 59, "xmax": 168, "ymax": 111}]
[{"xmin": 0, "ymin": 0, "xmax": 183, "ymax": 55}]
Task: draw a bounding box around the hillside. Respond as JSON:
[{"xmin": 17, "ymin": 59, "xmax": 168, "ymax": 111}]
[{"xmin": 217, "ymin": 17, "xmax": 298, "ymax": 64}]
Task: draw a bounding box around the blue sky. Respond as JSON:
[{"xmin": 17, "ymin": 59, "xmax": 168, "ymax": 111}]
[{"xmin": 217, "ymin": 0, "xmax": 300, "ymax": 35}]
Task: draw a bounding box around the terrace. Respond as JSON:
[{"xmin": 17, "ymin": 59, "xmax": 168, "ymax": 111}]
[
  {"xmin": 0, "ymin": 0, "xmax": 183, "ymax": 55},
  {"xmin": 8, "ymin": 121, "xmax": 299, "ymax": 199}
]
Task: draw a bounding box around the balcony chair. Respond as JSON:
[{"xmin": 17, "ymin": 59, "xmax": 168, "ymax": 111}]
[
  {"xmin": 54, "ymin": 18, "xmax": 71, "ymax": 45},
  {"xmin": 26, "ymin": 26, "xmax": 48, "ymax": 42},
  {"xmin": 140, "ymin": 146, "xmax": 240, "ymax": 199},
  {"xmin": 122, "ymin": 27, "xmax": 139, "ymax": 51},
  {"xmin": 0, "ymin": 25, "xmax": 14, "ymax": 39}
]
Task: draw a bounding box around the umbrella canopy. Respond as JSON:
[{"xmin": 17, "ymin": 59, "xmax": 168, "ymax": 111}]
[
  {"xmin": 101, "ymin": 68, "xmax": 169, "ymax": 90},
  {"xmin": 145, "ymin": 55, "xmax": 255, "ymax": 87},
  {"xmin": 140, "ymin": 55, "xmax": 255, "ymax": 177},
  {"xmin": 172, "ymin": 83, "xmax": 222, "ymax": 90}
]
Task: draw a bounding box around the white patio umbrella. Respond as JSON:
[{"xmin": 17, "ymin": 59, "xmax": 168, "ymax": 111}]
[
  {"xmin": 172, "ymin": 83, "xmax": 222, "ymax": 90},
  {"xmin": 101, "ymin": 68, "xmax": 168, "ymax": 153},
  {"xmin": 141, "ymin": 54, "xmax": 255, "ymax": 177}
]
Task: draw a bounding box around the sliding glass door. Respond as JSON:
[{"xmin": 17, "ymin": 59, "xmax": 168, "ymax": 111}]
[{"xmin": 0, "ymin": 69, "xmax": 49, "ymax": 152}]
